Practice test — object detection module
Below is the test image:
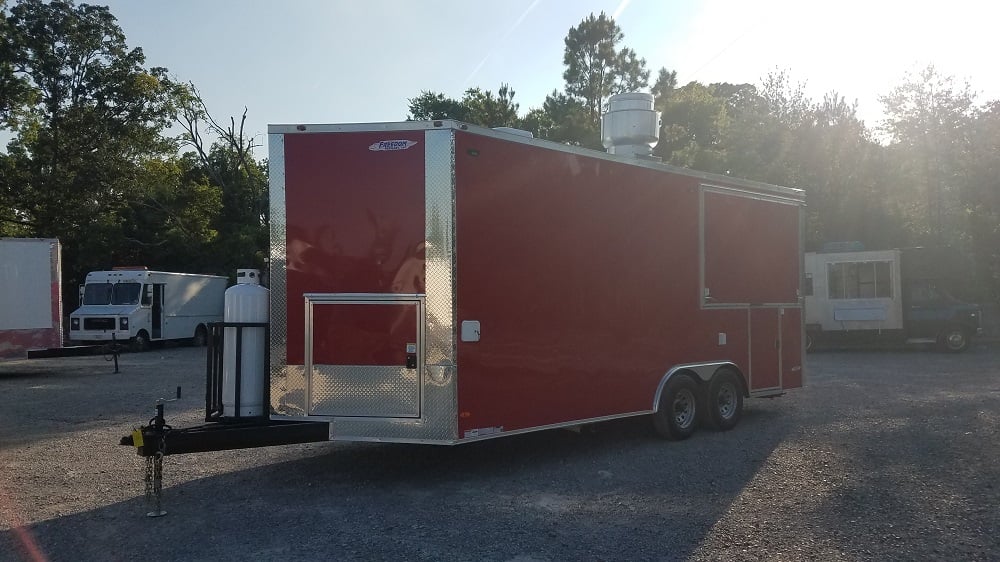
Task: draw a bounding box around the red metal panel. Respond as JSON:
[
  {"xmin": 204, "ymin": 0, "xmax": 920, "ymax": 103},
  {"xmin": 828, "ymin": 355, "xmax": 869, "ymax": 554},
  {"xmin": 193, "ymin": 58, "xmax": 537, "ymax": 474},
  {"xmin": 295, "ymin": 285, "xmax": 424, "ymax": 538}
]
[
  {"xmin": 749, "ymin": 308, "xmax": 780, "ymax": 390},
  {"xmin": 312, "ymin": 303, "xmax": 416, "ymax": 366},
  {"xmin": 781, "ymin": 307, "xmax": 804, "ymax": 389},
  {"xmin": 283, "ymin": 132, "xmax": 425, "ymax": 364},
  {"xmin": 453, "ymin": 132, "xmax": 767, "ymax": 434},
  {"xmin": 704, "ymin": 191, "xmax": 799, "ymax": 304}
]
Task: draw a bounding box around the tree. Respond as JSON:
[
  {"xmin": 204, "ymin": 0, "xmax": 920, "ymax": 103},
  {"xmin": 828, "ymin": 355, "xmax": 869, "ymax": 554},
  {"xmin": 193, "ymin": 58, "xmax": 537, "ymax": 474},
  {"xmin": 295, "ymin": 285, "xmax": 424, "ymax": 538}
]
[
  {"xmin": 562, "ymin": 12, "xmax": 649, "ymax": 124},
  {"xmin": 880, "ymin": 65, "xmax": 977, "ymax": 246},
  {"xmin": 461, "ymin": 83, "xmax": 519, "ymax": 128},
  {"xmin": 0, "ymin": 0, "xmax": 34, "ymax": 129},
  {"xmin": 406, "ymin": 90, "xmax": 468, "ymax": 121},
  {"xmin": 536, "ymin": 89, "xmax": 600, "ymax": 148},
  {"xmin": 407, "ymin": 84, "xmax": 522, "ymax": 128},
  {"xmin": 0, "ymin": 0, "xmax": 176, "ymax": 294},
  {"xmin": 655, "ymin": 81, "xmax": 728, "ymax": 170},
  {"xmin": 965, "ymin": 101, "xmax": 1000, "ymax": 298},
  {"xmin": 170, "ymin": 82, "xmax": 269, "ymax": 276},
  {"xmin": 651, "ymin": 68, "xmax": 678, "ymax": 107}
]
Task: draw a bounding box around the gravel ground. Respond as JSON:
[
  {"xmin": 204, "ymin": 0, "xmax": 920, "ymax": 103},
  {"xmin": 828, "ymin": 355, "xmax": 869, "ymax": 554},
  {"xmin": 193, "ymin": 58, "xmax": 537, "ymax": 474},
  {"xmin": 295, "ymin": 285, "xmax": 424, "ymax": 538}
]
[{"xmin": 1, "ymin": 343, "xmax": 998, "ymax": 561}]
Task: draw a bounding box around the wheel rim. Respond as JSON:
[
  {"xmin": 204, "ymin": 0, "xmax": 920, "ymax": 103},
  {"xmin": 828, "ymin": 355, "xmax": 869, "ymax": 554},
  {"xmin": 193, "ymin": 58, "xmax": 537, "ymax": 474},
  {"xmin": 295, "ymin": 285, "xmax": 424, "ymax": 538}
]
[
  {"xmin": 716, "ymin": 382, "xmax": 737, "ymax": 419},
  {"xmin": 672, "ymin": 388, "xmax": 696, "ymax": 429},
  {"xmin": 946, "ymin": 330, "xmax": 966, "ymax": 350}
]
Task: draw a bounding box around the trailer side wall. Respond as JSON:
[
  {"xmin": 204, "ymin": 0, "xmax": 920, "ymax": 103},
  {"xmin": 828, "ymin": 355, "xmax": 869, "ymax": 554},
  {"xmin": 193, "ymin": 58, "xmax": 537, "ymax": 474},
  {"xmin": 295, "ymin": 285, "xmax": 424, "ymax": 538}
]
[{"xmin": 0, "ymin": 238, "xmax": 62, "ymax": 359}]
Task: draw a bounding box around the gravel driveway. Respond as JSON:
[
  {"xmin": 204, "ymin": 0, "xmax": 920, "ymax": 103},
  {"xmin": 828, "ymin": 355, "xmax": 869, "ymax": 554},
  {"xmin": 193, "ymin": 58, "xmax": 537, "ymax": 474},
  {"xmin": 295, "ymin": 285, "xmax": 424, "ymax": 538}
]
[{"xmin": 1, "ymin": 344, "xmax": 998, "ymax": 561}]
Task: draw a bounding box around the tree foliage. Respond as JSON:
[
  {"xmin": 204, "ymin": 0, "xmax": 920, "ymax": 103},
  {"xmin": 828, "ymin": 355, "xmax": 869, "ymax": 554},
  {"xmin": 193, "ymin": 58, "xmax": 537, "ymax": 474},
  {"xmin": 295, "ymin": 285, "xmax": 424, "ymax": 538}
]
[
  {"xmin": 406, "ymin": 83, "xmax": 521, "ymax": 129},
  {"xmin": 562, "ymin": 12, "xmax": 649, "ymax": 124},
  {"xmin": 0, "ymin": 0, "xmax": 175, "ymax": 293},
  {"xmin": 3, "ymin": 0, "xmax": 1000, "ymax": 310},
  {"xmin": 0, "ymin": 0, "xmax": 269, "ymax": 301}
]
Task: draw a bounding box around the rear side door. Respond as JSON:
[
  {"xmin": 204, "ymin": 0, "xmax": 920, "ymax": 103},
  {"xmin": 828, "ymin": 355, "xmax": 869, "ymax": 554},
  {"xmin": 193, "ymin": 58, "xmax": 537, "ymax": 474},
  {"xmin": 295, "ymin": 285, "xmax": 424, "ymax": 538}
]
[{"xmin": 305, "ymin": 294, "xmax": 423, "ymax": 418}]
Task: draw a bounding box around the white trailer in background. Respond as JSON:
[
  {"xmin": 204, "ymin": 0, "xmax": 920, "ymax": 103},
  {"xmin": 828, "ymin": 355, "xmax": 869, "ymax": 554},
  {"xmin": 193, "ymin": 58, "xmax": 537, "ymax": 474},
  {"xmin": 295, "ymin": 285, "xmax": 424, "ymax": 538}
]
[
  {"xmin": 69, "ymin": 269, "xmax": 226, "ymax": 349},
  {"xmin": 0, "ymin": 238, "xmax": 63, "ymax": 359},
  {"xmin": 804, "ymin": 248, "xmax": 982, "ymax": 351}
]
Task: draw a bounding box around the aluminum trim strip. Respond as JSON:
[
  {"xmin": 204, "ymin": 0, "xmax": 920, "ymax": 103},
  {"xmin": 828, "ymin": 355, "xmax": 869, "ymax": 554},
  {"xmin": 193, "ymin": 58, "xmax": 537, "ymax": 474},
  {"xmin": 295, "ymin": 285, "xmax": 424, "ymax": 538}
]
[
  {"xmin": 747, "ymin": 309, "xmax": 753, "ymax": 390},
  {"xmin": 268, "ymin": 122, "xmax": 447, "ymax": 134},
  {"xmin": 268, "ymin": 133, "xmax": 299, "ymax": 415},
  {"xmin": 457, "ymin": 411, "xmax": 652, "ymax": 443},
  {"xmin": 268, "ymin": 121, "xmax": 805, "ymax": 198},
  {"xmin": 779, "ymin": 307, "xmax": 785, "ymax": 389},
  {"xmin": 303, "ymin": 293, "xmax": 423, "ymax": 303},
  {"xmin": 652, "ymin": 361, "xmax": 741, "ymax": 411},
  {"xmin": 701, "ymin": 183, "xmax": 804, "ymax": 205},
  {"xmin": 703, "ymin": 303, "xmax": 802, "ymax": 309}
]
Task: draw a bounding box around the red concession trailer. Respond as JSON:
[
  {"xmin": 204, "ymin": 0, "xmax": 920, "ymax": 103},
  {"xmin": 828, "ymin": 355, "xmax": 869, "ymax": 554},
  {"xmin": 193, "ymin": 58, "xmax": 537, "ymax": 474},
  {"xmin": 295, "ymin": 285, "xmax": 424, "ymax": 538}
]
[{"xmin": 263, "ymin": 119, "xmax": 805, "ymax": 444}]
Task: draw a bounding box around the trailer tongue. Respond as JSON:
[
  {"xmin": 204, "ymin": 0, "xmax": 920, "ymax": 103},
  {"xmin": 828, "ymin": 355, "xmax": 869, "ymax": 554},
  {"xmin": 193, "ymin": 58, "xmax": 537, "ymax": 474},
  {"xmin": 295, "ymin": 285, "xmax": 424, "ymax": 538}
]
[{"xmin": 121, "ymin": 316, "xmax": 330, "ymax": 458}]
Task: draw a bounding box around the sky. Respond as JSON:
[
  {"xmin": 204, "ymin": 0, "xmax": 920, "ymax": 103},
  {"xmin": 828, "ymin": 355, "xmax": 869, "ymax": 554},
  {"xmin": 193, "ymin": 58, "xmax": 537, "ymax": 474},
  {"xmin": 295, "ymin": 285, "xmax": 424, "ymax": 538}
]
[{"xmin": 17, "ymin": 0, "xmax": 1000, "ymax": 154}]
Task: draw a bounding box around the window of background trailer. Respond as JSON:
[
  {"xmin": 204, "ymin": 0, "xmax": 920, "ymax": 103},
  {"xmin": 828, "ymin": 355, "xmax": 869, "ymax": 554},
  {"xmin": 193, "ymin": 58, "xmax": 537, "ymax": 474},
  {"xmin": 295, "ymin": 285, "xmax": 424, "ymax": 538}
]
[{"xmin": 827, "ymin": 261, "xmax": 891, "ymax": 299}]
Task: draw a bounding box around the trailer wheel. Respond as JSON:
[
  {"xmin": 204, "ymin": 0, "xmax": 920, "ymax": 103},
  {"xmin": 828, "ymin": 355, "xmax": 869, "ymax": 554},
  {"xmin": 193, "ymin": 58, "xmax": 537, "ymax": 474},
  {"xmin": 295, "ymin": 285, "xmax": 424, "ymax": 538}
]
[
  {"xmin": 704, "ymin": 369, "xmax": 744, "ymax": 431},
  {"xmin": 653, "ymin": 374, "xmax": 699, "ymax": 440},
  {"xmin": 940, "ymin": 326, "xmax": 970, "ymax": 353},
  {"xmin": 132, "ymin": 330, "xmax": 150, "ymax": 352},
  {"xmin": 191, "ymin": 325, "xmax": 208, "ymax": 347}
]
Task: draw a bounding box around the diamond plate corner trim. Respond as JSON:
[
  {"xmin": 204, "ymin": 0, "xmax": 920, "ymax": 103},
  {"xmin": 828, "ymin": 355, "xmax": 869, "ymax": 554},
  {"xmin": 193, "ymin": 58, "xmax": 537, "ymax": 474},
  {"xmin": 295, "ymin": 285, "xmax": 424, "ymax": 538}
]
[
  {"xmin": 406, "ymin": 127, "xmax": 459, "ymax": 441},
  {"xmin": 268, "ymin": 132, "xmax": 301, "ymax": 416},
  {"xmin": 424, "ymin": 128, "xmax": 456, "ymax": 367}
]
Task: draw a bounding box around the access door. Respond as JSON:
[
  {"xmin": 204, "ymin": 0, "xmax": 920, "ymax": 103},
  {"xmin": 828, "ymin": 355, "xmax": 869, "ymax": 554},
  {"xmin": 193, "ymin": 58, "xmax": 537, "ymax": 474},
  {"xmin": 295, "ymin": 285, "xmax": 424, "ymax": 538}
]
[
  {"xmin": 305, "ymin": 294, "xmax": 423, "ymax": 418},
  {"xmin": 749, "ymin": 307, "xmax": 781, "ymax": 391}
]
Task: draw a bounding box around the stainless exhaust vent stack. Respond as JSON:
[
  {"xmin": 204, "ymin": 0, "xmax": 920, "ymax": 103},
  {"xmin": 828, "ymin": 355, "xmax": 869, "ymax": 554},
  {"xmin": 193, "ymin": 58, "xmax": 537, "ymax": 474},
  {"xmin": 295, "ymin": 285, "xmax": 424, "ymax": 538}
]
[{"xmin": 601, "ymin": 92, "xmax": 660, "ymax": 158}]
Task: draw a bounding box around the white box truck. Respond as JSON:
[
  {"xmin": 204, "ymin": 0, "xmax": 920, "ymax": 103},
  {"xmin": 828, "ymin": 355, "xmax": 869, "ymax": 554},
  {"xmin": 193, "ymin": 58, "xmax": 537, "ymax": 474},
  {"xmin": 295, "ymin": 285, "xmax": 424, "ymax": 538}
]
[
  {"xmin": 69, "ymin": 268, "xmax": 226, "ymax": 349},
  {"xmin": 0, "ymin": 238, "xmax": 62, "ymax": 359}
]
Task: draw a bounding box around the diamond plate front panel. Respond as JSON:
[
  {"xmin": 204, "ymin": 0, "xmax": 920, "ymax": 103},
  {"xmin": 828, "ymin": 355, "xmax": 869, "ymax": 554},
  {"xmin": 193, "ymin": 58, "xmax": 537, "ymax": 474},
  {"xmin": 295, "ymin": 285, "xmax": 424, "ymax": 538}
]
[{"xmin": 310, "ymin": 365, "xmax": 419, "ymax": 417}]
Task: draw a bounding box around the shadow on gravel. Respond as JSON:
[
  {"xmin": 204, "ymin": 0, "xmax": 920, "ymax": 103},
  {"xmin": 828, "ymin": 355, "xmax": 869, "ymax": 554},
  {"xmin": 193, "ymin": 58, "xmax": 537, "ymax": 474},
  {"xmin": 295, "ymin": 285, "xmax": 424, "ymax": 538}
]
[
  {"xmin": 2, "ymin": 406, "xmax": 793, "ymax": 562},
  {"xmin": 798, "ymin": 347, "xmax": 1000, "ymax": 559}
]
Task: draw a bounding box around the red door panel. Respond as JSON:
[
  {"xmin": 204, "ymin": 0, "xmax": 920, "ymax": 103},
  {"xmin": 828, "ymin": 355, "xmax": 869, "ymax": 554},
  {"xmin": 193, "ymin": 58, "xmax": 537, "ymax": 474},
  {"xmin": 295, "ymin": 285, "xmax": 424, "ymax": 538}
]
[
  {"xmin": 749, "ymin": 308, "xmax": 780, "ymax": 390},
  {"xmin": 781, "ymin": 307, "xmax": 803, "ymax": 389},
  {"xmin": 312, "ymin": 302, "xmax": 417, "ymax": 366}
]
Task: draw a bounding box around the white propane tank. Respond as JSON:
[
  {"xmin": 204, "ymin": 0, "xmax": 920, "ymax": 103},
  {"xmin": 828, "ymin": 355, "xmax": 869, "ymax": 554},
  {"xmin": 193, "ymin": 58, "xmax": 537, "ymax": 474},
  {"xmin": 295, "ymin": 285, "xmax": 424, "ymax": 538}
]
[{"xmin": 222, "ymin": 269, "xmax": 268, "ymax": 417}]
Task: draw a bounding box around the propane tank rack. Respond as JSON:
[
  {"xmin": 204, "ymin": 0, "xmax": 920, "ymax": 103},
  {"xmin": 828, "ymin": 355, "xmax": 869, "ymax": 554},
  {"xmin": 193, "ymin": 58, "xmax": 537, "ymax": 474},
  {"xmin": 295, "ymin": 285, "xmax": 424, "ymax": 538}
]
[
  {"xmin": 120, "ymin": 320, "xmax": 329, "ymax": 458},
  {"xmin": 205, "ymin": 321, "xmax": 270, "ymax": 422}
]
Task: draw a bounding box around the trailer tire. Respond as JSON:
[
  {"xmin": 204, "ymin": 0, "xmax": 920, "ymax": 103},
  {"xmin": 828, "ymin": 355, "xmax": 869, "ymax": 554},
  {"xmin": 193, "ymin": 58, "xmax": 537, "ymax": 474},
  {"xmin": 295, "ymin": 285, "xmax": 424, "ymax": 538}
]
[
  {"xmin": 703, "ymin": 369, "xmax": 744, "ymax": 431},
  {"xmin": 653, "ymin": 374, "xmax": 699, "ymax": 440},
  {"xmin": 940, "ymin": 326, "xmax": 971, "ymax": 353},
  {"xmin": 191, "ymin": 325, "xmax": 208, "ymax": 347},
  {"xmin": 132, "ymin": 330, "xmax": 150, "ymax": 352}
]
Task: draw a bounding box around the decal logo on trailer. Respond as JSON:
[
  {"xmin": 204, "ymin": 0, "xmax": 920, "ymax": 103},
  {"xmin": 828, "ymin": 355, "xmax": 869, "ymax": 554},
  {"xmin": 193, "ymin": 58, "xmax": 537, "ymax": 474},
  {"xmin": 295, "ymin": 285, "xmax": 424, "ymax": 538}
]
[{"xmin": 369, "ymin": 140, "xmax": 418, "ymax": 151}]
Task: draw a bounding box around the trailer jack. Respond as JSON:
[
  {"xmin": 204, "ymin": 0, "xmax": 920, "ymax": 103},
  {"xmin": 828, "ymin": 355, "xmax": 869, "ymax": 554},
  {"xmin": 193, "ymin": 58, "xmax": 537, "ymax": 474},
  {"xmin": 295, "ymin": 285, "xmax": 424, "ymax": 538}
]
[{"xmin": 126, "ymin": 397, "xmax": 177, "ymax": 517}]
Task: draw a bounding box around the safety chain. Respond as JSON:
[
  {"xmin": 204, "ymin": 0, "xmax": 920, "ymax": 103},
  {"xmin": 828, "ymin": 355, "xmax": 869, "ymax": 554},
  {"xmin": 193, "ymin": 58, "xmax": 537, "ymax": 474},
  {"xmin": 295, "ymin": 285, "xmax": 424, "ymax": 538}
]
[
  {"xmin": 146, "ymin": 434, "xmax": 168, "ymax": 517},
  {"xmin": 144, "ymin": 454, "xmax": 153, "ymax": 502}
]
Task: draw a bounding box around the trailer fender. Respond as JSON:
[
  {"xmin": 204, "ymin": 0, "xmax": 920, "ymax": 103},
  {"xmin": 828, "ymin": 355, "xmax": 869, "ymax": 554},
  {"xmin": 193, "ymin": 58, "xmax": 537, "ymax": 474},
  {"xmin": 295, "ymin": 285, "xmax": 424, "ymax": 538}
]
[{"xmin": 651, "ymin": 361, "xmax": 746, "ymax": 412}]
